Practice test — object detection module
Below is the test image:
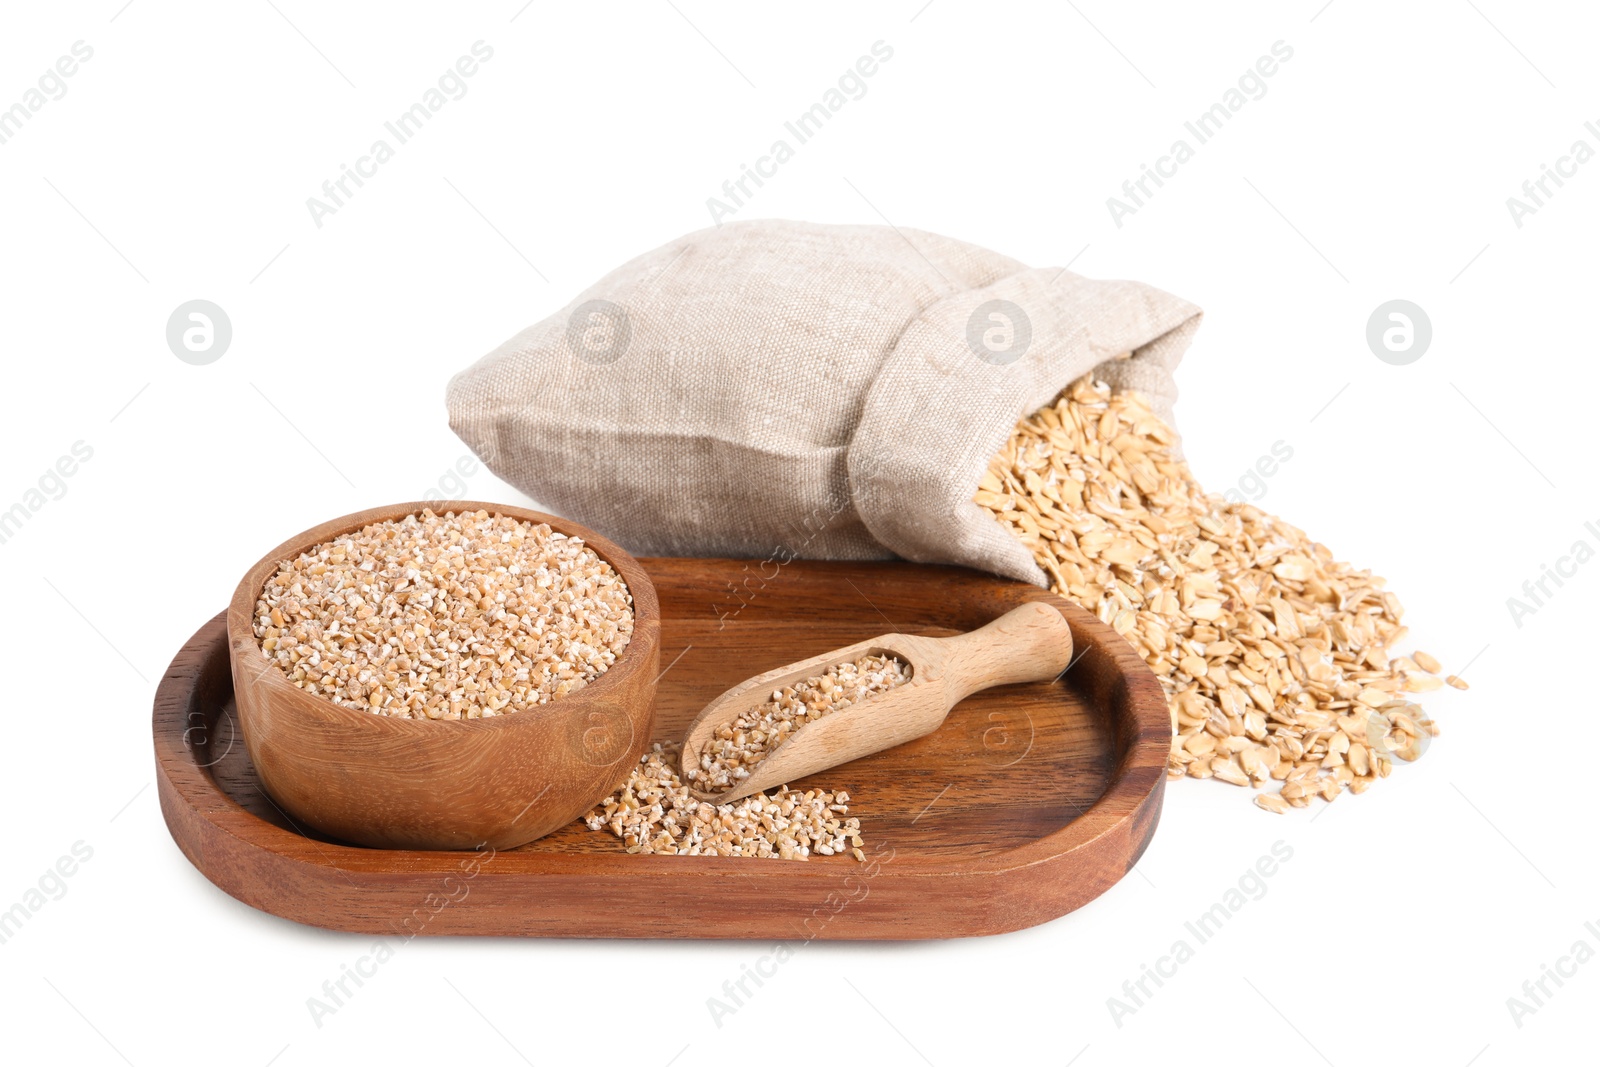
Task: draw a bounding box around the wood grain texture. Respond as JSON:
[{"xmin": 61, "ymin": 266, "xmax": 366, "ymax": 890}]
[
  {"xmin": 225, "ymin": 501, "xmax": 661, "ymax": 850},
  {"xmin": 160, "ymin": 558, "xmax": 1169, "ymax": 940},
  {"xmin": 681, "ymin": 601, "xmax": 1076, "ymax": 802}
]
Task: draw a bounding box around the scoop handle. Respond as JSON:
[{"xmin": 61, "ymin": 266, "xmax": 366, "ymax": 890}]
[{"xmin": 931, "ymin": 601, "xmax": 1075, "ymax": 702}]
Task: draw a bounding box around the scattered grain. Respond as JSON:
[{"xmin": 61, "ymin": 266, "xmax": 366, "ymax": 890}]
[
  {"xmin": 977, "ymin": 375, "xmax": 1456, "ymax": 811},
  {"xmin": 1255, "ymin": 793, "xmax": 1290, "ymax": 814},
  {"xmin": 584, "ymin": 742, "xmax": 863, "ymax": 860}
]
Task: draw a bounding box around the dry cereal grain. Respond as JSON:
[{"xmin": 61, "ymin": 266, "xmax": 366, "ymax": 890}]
[
  {"xmin": 253, "ymin": 509, "xmax": 633, "ymax": 719},
  {"xmin": 584, "ymin": 742, "xmax": 864, "ymax": 861},
  {"xmin": 688, "ymin": 653, "xmax": 909, "ymax": 791},
  {"xmin": 976, "ymin": 374, "xmax": 1456, "ymax": 811}
]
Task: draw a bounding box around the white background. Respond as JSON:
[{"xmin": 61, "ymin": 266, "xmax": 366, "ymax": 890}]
[{"xmin": 1, "ymin": 2, "xmax": 1595, "ymax": 1064}]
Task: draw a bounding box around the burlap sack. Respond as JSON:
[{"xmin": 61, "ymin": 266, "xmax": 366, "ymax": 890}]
[{"xmin": 446, "ymin": 220, "xmax": 1202, "ymax": 586}]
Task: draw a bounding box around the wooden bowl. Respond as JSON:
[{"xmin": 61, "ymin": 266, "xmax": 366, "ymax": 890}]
[{"xmin": 226, "ymin": 501, "xmax": 660, "ymax": 851}]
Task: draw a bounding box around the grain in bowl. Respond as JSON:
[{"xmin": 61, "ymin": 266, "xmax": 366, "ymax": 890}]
[
  {"xmin": 228, "ymin": 502, "xmax": 659, "ymax": 850},
  {"xmin": 252, "ymin": 508, "xmax": 634, "ymax": 720}
]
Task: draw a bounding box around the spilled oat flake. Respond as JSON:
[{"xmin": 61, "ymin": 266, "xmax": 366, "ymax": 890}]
[{"xmin": 977, "ymin": 375, "xmax": 1460, "ymax": 812}]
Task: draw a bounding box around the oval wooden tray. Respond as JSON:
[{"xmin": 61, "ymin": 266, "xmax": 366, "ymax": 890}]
[{"xmin": 156, "ymin": 559, "xmax": 1168, "ymax": 940}]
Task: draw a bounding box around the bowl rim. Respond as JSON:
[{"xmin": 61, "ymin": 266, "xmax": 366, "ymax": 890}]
[{"xmin": 225, "ymin": 499, "xmax": 660, "ymax": 734}]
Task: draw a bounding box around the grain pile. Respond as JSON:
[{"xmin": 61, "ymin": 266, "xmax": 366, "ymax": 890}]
[
  {"xmin": 977, "ymin": 375, "xmax": 1462, "ymax": 812},
  {"xmin": 585, "ymin": 743, "xmax": 866, "ymax": 860},
  {"xmin": 687, "ymin": 653, "xmax": 910, "ymax": 792},
  {"xmin": 253, "ymin": 509, "xmax": 634, "ymax": 719}
]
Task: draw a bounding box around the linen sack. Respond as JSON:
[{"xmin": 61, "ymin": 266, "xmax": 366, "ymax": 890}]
[{"xmin": 446, "ymin": 219, "xmax": 1202, "ymax": 586}]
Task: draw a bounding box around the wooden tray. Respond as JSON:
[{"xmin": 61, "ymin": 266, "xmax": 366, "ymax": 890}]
[{"xmin": 156, "ymin": 559, "xmax": 1168, "ymax": 940}]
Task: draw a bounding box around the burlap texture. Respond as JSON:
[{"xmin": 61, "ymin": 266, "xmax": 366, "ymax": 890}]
[{"xmin": 447, "ymin": 220, "xmax": 1202, "ymax": 585}]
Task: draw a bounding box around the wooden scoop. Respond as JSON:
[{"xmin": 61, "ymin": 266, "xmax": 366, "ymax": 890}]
[{"xmin": 681, "ymin": 601, "xmax": 1074, "ymax": 803}]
